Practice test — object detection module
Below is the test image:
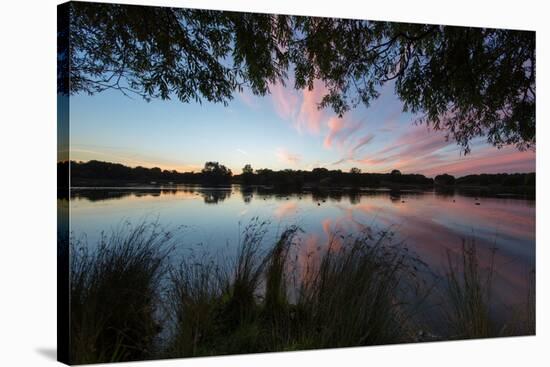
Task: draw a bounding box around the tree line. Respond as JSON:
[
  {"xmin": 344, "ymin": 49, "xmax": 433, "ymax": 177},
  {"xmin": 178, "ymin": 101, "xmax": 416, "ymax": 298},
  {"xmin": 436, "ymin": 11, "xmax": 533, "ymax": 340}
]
[{"xmin": 60, "ymin": 160, "xmax": 535, "ymax": 189}]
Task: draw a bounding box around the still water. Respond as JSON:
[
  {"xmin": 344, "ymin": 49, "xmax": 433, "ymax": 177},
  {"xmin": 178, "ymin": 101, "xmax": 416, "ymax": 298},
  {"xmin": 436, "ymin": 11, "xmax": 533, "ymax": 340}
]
[{"xmin": 66, "ymin": 185, "xmax": 535, "ymax": 309}]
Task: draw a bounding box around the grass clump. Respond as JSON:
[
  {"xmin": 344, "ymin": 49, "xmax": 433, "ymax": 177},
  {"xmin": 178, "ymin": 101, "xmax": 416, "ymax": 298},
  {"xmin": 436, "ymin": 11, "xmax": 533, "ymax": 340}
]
[
  {"xmin": 164, "ymin": 224, "xmax": 426, "ymax": 357},
  {"xmin": 70, "ymin": 221, "xmax": 173, "ymax": 364},
  {"xmin": 443, "ymin": 240, "xmax": 496, "ymax": 339},
  {"xmin": 165, "ymin": 219, "xmax": 301, "ymax": 357},
  {"xmin": 293, "ymin": 230, "xmax": 425, "ymax": 348},
  {"xmin": 442, "ymin": 240, "xmax": 536, "ymax": 339}
]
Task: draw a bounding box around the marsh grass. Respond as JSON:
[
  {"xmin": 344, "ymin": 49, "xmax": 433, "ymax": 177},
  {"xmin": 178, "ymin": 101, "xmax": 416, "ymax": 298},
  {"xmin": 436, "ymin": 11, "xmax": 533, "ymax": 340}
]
[
  {"xmin": 164, "ymin": 224, "xmax": 429, "ymax": 357},
  {"xmin": 293, "ymin": 230, "xmax": 428, "ymax": 348},
  {"xmin": 443, "ymin": 240, "xmax": 496, "ymax": 339},
  {"xmin": 440, "ymin": 240, "xmax": 536, "ymax": 339},
  {"xmin": 68, "ymin": 219, "xmax": 535, "ymax": 363},
  {"xmin": 70, "ymin": 221, "xmax": 174, "ymax": 364},
  {"xmin": 165, "ymin": 219, "xmax": 302, "ymax": 356},
  {"xmin": 499, "ymin": 268, "xmax": 536, "ymax": 337}
]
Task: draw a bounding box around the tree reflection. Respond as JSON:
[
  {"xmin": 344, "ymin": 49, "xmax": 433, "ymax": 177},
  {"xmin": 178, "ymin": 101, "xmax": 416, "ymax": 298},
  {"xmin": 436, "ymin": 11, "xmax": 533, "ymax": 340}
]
[{"xmin": 202, "ymin": 190, "xmax": 231, "ymax": 204}]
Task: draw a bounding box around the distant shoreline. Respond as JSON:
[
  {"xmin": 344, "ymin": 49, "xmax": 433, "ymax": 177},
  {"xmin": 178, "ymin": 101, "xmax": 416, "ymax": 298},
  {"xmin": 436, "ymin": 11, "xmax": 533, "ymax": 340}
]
[{"xmin": 59, "ymin": 160, "xmax": 535, "ymax": 199}]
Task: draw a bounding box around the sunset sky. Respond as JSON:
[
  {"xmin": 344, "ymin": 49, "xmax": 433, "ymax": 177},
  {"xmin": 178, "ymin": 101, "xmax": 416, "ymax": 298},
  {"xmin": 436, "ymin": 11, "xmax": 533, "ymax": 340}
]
[{"xmin": 69, "ymin": 79, "xmax": 535, "ymax": 177}]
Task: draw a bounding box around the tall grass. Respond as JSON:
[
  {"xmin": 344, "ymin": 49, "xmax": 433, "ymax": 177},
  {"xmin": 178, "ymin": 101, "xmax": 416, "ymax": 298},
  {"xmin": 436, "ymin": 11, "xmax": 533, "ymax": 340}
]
[
  {"xmin": 164, "ymin": 225, "xmax": 427, "ymax": 357},
  {"xmin": 500, "ymin": 268, "xmax": 536, "ymax": 337},
  {"xmin": 442, "ymin": 240, "xmax": 536, "ymax": 339},
  {"xmin": 70, "ymin": 221, "xmax": 174, "ymax": 364},
  {"xmin": 293, "ymin": 230, "xmax": 426, "ymax": 348},
  {"xmin": 261, "ymin": 225, "xmax": 301, "ymax": 348},
  {"xmin": 442, "ymin": 240, "xmax": 495, "ymax": 339},
  {"xmin": 165, "ymin": 247, "xmax": 225, "ymax": 357},
  {"xmin": 67, "ymin": 219, "xmax": 535, "ymax": 363},
  {"xmin": 165, "ymin": 219, "xmax": 302, "ymax": 357}
]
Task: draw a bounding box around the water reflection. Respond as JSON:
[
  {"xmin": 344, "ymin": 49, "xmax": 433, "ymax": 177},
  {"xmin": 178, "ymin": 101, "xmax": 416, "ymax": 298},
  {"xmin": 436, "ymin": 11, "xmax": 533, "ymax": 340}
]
[
  {"xmin": 68, "ymin": 185, "xmax": 535, "ymax": 312},
  {"xmin": 202, "ymin": 189, "xmax": 231, "ymax": 204}
]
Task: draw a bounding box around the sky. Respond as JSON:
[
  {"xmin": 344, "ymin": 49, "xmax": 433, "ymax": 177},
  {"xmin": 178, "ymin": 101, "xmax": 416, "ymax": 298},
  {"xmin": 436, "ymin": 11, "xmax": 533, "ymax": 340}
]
[{"xmin": 68, "ymin": 80, "xmax": 535, "ymax": 178}]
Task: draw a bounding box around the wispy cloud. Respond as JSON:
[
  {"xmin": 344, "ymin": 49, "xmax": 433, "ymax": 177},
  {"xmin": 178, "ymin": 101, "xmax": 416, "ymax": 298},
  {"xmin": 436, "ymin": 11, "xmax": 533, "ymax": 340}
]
[
  {"xmin": 270, "ymin": 82, "xmax": 299, "ymax": 121},
  {"xmin": 332, "ymin": 133, "xmax": 376, "ymax": 166},
  {"xmin": 356, "ymin": 126, "xmax": 450, "ymax": 172},
  {"xmin": 351, "ymin": 134, "xmax": 376, "ymax": 153},
  {"xmin": 351, "ymin": 121, "xmax": 536, "ymax": 176},
  {"xmin": 323, "ymin": 117, "xmax": 361, "ymax": 149},
  {"xmin": 419, "ymin": 146, "xmax": 535, "ymax": 176},
  {"xmin": 295, "ymin": 80, "xmax": 329, "ymax": 134},
  {"xmin": 276, "ymin": 148, "xmax": 301, "ymax": 165},
  {"xmin": 269, "ymin": 79, "xmax": 331, "ymax": 135}
]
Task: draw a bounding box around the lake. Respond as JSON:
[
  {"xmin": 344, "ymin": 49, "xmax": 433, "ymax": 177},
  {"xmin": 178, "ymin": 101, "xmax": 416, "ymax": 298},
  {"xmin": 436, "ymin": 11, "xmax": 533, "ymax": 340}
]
[{"xmin": 64, "ymin": 185, "xmax": 535, "ymax": 314}]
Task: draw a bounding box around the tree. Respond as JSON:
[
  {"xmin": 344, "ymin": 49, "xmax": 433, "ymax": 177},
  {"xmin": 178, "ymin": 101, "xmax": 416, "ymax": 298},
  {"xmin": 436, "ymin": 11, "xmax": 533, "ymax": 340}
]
[
  {"xmin": 434, "ymin": 173, "xmax": 455, "ymax": 186},
  {"xmin": 241, "ymin": 164, "xmax": 254, "ymax": 185},
  {"xmin": 242, "ymin": 164, "xmax": 254, "ymax": 175},
  {"xmin": 201, "ymin": 161, "xmax": 232, "ymax": 184},
  {"xmin": 349, "ymin": 167, "xmax": 362, "ymax": 186},
  {"xmin": 60, "ymin": 2, "xmax": 535, "ymax": 152},
  {"xmin": 524, "ymin": 172, "xmax": 535, "ymax": 186},
  {"xmin": 391, "ymin": 169, "xmax": 402, "ymax": 176}
]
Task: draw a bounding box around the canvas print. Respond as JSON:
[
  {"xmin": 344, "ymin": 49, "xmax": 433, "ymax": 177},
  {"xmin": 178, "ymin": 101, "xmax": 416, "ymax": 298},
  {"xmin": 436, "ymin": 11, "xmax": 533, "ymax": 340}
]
[{"xmin": 57, "ymin": 1, "xmax": 536, "ymax": 364}]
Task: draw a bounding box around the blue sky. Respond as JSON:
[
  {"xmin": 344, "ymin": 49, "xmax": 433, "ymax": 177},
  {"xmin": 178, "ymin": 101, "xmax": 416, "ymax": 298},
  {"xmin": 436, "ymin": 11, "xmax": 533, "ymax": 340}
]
[{"xmin": 68, "ymin": 80, "xmax": 535, "ymax": 177}]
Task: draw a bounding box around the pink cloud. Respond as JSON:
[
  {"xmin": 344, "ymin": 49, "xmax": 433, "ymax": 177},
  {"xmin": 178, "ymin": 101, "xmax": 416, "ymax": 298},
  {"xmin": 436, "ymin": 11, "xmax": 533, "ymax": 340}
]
[
  {"xmin": 324, "ymin": 117, "xmax": 346, "ymax": 148},
  {"xmin": 270, "ymin": 82, "xmax": 299, "ymax": 120},
  {"xmin": 269, "ymin": 79, "xmax": 331, "ymax": 135},
  {"xmin": 356, "ymin": 125, "xmax": 450, "ymax": 172},
  {"xmin": 324, "ymin": 117, "xmax": 363, "ymax": 149},
  {"xmin": 332, "ymin": 133, "xmax": 376, "ymax": 166},
  {"xmin": 276, "ymin": 148, "xmax": 301, "ymax": 165},
  {"xmin": 420, "ymin": 147, "xmax": 535, "ymax": 176},
  {"xmin": 355, "ymin": 120, "xmax": 535, "ymax": 176},
  {"xmin": 296, "ymin": 80, "xmax": 330, "ymax": 134}
]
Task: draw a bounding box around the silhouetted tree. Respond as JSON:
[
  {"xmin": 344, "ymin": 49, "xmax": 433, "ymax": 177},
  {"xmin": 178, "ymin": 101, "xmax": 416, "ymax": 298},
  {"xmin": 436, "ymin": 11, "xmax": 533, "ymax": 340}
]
[
  {"xmin": 242, "ymin": 164, "xmax": 254, "ymax": 175},
  {"xmin": 241, "ymin": 164, "xmax": 254, "ymax": 185},
  {"xmin": 61, "ymin": 2, "xmax": 535, "ymax": 152},
  {"xmin": 524, "ymin": 172, "xmax": 535, "ymax": 186},
  {"xmin": 65, "ymin": 160, "xmax": 532, "ymax": 192},
  {"xmin": 435, "ymin": 174, "xmax": 456, "ymax": 186},
  {"xmin": 391, "ymin": 169, "xmax": 402, "ymax": 176},
  {"xmin": 349, "ymin": 167, "xmax": 361, "ymax": 186},
  {"xmin": 201, "ymin": 161, "xmax": 232, "ymax": 185}
]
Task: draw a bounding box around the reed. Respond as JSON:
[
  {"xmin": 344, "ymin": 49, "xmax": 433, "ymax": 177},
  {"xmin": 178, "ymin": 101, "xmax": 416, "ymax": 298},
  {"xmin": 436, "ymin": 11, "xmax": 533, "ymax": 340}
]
[{"xmin": 69, "ymin": 221, "xmax": 173, "ymax": 364}]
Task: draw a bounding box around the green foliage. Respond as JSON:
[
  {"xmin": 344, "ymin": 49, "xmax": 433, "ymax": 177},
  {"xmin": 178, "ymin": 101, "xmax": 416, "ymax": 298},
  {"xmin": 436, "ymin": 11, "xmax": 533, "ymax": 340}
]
[{"xmin": 61, "ymin": 2, "xmax": 535, "ymax": 151}]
